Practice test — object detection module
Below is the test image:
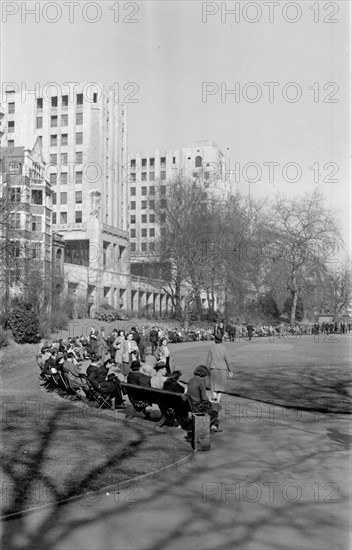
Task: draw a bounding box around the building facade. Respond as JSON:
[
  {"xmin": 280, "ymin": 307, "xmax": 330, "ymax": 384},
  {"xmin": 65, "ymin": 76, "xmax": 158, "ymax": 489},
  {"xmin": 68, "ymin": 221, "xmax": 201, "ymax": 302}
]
[
  {"xmin": 2, "ymin": 84, "xmax": 131, "ymax": 312},
  {"xmin": 0, "ymin": 141, "xmax": 53, "ymax": 309},
  {"xmin": 127, "ymin": 141, "xmax": 233, "ymax": 257}
]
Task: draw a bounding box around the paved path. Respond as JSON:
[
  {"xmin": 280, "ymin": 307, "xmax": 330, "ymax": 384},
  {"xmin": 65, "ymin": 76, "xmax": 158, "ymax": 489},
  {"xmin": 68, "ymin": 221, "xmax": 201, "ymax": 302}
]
[{"xmin": 4, "ymin": 395, "xmax": 351, "ymax": 550}]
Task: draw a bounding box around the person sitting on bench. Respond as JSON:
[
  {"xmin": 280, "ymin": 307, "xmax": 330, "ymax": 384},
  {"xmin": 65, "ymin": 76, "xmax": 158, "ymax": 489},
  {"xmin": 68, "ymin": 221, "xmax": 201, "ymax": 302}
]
[
  {"xmin": 163, "ymin": 370, "xmax": 185, "ymax": 393},
  {"xmin": 187, "ymin": 365, "xmax": 222, "ymax": 432},
  {"xmin": 127, "ymin": 360, "xmax": 151, "ymax": 387},
  {"xmin": 87, "ymin": 357, "xmax": 125, "ymax": 409}
]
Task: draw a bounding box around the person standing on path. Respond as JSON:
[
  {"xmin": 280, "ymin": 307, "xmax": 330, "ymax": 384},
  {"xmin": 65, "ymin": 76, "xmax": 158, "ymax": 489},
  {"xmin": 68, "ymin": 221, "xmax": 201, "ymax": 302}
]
[{"xmin": 206, "ymin": 334, "xmax": 232, "ymax": 402}]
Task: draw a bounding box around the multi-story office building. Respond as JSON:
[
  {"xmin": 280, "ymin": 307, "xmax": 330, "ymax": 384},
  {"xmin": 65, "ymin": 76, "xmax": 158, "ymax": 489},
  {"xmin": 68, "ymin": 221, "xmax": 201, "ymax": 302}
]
[
  {"xmin": 0, "ymin": 140, "xmax": 55, "ymax": 309},
  {"xmin": 2, "ymin": 84, "xmax": 130, "ymax": 312},
  {"xmin": 128, "ymin": 141, "xmax": 233, "ymax": 257}
]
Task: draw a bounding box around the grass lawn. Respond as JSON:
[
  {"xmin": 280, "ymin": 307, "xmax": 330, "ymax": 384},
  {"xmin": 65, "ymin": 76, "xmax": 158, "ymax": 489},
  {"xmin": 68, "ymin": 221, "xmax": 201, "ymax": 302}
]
[
  {"xmin": 0, "ymin": 343, "xmax": 190, "ymax": 516},
  {"xmin": 172, "ymin": 334, "xmax": 352, "ymax": 414}
]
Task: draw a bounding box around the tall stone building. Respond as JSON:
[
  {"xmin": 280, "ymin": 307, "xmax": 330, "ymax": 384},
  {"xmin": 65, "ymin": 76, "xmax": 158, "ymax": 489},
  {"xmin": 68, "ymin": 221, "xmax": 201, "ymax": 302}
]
[{"xmin": 2, "ymin": 84, "xmax": 130, "ymax": 313}]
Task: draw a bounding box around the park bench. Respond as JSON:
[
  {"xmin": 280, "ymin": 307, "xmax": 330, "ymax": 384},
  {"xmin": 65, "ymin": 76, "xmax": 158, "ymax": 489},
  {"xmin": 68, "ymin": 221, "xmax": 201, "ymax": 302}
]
[{"xmin": 120, "ymin": 382, "xmax": 194, "ymax": 428}]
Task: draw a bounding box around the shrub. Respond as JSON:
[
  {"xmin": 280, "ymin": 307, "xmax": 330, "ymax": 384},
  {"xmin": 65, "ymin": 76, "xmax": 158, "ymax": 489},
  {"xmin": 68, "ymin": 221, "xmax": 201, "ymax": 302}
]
[
  {"xmin": 0, "ymin": 328, "xmax": 9, "ymax": 348},
  {"xmin": 8, "ymin": 298, "xmax": 40, "ymax": 344}
]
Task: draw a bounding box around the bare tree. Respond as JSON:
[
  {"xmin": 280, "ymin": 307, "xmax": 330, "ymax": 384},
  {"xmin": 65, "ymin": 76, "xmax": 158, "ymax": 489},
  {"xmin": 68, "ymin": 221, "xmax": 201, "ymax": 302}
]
[{"xmin": 263, "ymin": 189, "xmax": 342, "ymax": 323}]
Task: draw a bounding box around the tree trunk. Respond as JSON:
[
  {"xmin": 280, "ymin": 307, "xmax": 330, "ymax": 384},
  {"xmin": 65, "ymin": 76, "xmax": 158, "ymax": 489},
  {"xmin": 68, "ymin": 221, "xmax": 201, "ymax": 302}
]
[
  {"xmin": 290, "ymin": 273, "xmax": 298, "ymax": 324},
  {"xmin": 174, "ymin": 274, "xmax": 182, "ymax": 320}
]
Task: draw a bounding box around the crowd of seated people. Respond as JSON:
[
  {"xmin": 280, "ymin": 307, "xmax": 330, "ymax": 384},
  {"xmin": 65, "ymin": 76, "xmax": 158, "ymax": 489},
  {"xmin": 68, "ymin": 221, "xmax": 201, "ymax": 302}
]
[{"xmin": 36, "ymin": 327, "xmax": 223, "ymax": 433}]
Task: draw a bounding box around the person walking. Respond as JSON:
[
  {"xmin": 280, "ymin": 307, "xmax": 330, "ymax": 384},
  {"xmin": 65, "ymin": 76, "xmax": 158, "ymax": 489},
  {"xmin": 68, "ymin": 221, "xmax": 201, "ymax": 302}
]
[{"xmin": 206, "ymin": 334, "xmax": 232, "ymax": 402}]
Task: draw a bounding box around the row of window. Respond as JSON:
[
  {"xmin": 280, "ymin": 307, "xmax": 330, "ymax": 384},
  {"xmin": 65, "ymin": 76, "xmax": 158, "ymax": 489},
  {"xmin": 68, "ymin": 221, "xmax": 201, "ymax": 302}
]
[
  {"xmin": 130, "ymin": 185, "xmax": 166, "ymax": 196},
  {"xmin": 36, "ymin": 93, "xmax": 96, "ymax": 109},
  {"xmin": 131, "ymin": 157, "xmax": 176, "ymax": 168},
  {"xmin": 130, "ymin": 242, "xmax": 155, "ymax": 252},
  {"xmin": 49, "ymin": 133, "xmax": 83, "ymax": 146},
  {"xmin": 53, "ymin": 191, "xmax": 82, "ymax": 204},
  {"xmin": 10, "ymin": 188, "xmax": 44, "ymax": 205},
  {"xmin": 50, "ymin": 171, "xmax": 83, "ymax": 185},
  {"xmin": 130, "ymin": 228, "xmax": 155, "ymax": 238},
  {"xmin": 49, "ymin": 151, "xmax": 83, "ymax": 164},
  {"xmin": 130, "ymin": 171, "xmax": 166, "ymax": 182},
  {"xmin": 52, "ymin": 211, "xmax": 83, "ymax": 224},
  {"xmin": 10, "ymin": 212, "xmax": 50, "ymax": 233},
  {"xmin": 130, "ymin": 198, "xmax": 166, "ymax": 210},
  {"xmin": 36, "ymin": 112, "xmax": 83, "ymax": 128}
]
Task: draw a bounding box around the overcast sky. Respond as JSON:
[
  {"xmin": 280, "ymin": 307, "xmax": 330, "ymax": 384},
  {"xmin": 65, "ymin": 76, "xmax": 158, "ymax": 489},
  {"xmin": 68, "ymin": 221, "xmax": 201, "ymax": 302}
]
[{"xmin": 2, "ymin": 0, "xmax": 351, "ymax": 254}]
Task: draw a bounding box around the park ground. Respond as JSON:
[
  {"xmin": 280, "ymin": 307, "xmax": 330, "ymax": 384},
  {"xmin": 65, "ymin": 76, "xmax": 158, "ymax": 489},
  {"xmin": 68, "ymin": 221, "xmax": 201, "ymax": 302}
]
[{"xmin": 1, "ymin": 325, "xmax": 351, "ymax": 549}]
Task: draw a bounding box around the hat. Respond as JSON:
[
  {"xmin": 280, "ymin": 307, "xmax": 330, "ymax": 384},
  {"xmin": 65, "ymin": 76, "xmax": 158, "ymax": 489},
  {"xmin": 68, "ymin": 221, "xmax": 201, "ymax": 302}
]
[
  {"xmin": 130, "ymin": 360, "xmax": 141, "ymax": 371},
  {"xmin": 214, "ymin": 334, "xmax": 222, "ymax": 343},
  {"xmin": 154, "ymin": 362, "xmax": 167, "ymax": 371}
]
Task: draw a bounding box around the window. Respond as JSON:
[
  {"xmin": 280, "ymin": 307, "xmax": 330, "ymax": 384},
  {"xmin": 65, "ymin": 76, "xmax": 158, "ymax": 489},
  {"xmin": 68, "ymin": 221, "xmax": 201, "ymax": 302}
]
[
  {"xmin": 52, "ymin": 192, "xmax": 57, "ymax": 205},
  {"xmin": 76, "ymin": 112, "xmax": 83, "ymax": 125},
  {"xmin": 8, "ymin": 121, "xmax": 14, "ymax": 133},
  {"xmin": 62, "ymin": 95, "xmax": 68, "ymax": 107},
  {"xmin": 60, "ymin": 212, "xmax": 67, "ymax": 224},
  {"xmin": 130, "ymin": 229, "xmax": 136, "ymax": 238},
  {"xmin": 75, "ymin": 152, "xmax": 83, "ymax": 164},
  {"xmin": 61, "ymin": 134, "xmax": 68, "ymax": 146},
  {"xmin": 11, "ymin": 213, "xmax": 21, "ymax": 229},
  {"xmin": 160, "ymin": 185, "xmax": 166, "ymax": 195},
  {"xmin": 142, "ymin": 158, "xmax": 147, "ymax": 167},
  {"xmin": 8, "ymin": 103, "xmax": 15, "ymax": 114},
  {"xmin": 131, "ymin": 243, "xmax": 136, "ymax": 252},
  {"xmin": 130, "ymin": 187, "xmax": 136, "ymax": 196},
  {"xmin": 160, "ymin": 212, "xmax": 166, "ymax": 223},
  {"xmin": 61, "ymin": 114, "xmax": 68, "ymax": 126},
  {"xmin": 76, "ymin": 132, "xmax": 83, "ymax": 145},
  {"xmin": 149, "ymin": 199, "xmax": 155, "ymax": 209},
  {"xmin": 36, "ymin": 117, "xmax": 43, "ymax": 129},
  {"xmin": 60, "ymin": 192, "xmax": 67, "ymax": 204},
  {"xmin": 161, "ymin": 198, "xmax": 167, "ymax": 208},
  {"xmin": 141, "ymin": 214, "xmax": 147, "ymax": 223},
  {"xmin": 130, "ymin": 201, "xmax": 136, "ymax": 210},
  {"xmin": 141, "ymin": 186, "xmax": 147, "ymax": 195},
  {"xmin": 130, "ymin": 159, "xmax": 136, "ymax": 168},
  {"xmin": 38, "ymin": 136, "xmax": 42, "ymax": 146},
  {"xmin": 36, "ymin": 98, "xmax": 43, "ymax": 109},
  {"xmin": 160, "ymin": 171, "xmax": 166, "ymax": 180},
  {"xmin": 52, "ymin": 212, "xmax": 57, "ymax": 224},
  {"xmin": 75, "ymin": 211, "xmax": 82, "ymax": 223},
  {"xmin": 149, "ymin": 158, "xmax": 155, "ymax": 167},
  {"xmin": 7, "ymin": 140, "xmax": 14, "ymax": 147},
  {"xmin": 160, "ymin": 157, "xmax": 166, "ymax": 165},
  {"xmin": 51, "ymin": 96, "xmax": 58, "ymax": 107},
  {"xmin": 31, "ymin": 190, "xmax": 43, "ymax": 205},
  {"xmin": 141, "ymin": 200, "xmax": 147, "ymax": 209},
  {"xmin": 50, "ymin": 154, "xmax": 57, "ymax": 164},
  {"xmin": 173, "ymin": 156, "xmax": 176, "ymax": 164},
  {"xmin": 149, "ymin": 214, "xmax": 155, "ymax": 223},
  {"xmin": 149, "ymin": 172, "xmax": 155, "ymax": 181},
  {"xmin": 61, "ymin": 153, "xmax": 68, "ymax": 164},
  {"xmin": 141, "ymin": 243, "xmax": 147, "ymax": 252},
  {"xmin": 76, "ymin": 93, "xmax": 83, "ymax": 105},
  {"xmin": 75, "ymin": 171, "xmax": 82, "ymax": 184},
  {"xmin": 130, "ymin": 215, "xmax": 136, "ymax": 224},
  {"xmin": 195, "ymin": 155, "xmax": 202, "ymax": 168},
  {"xmin": 50, "ymin": 173, "xmax": 57, "ymax": 185},
  {"xmin": 149, "ymin": 228, "xmax": 155, "ymax": 237},
  {"xmin": 141, "ymin": 172, "xmax": 147, "ymax": 181},
  {"xmin": 75, "ymin": 191, "xmax": 82, "ymax": 203},
  {"xmin": 51, "ymin": 115, "xmax": 58, "ymax": 127},
  {"xmin": 11, "ymin": 187, "xmax": 21, "ymax": 202},
  {"xmin": 130, "ymin": 173, "xmax": 136, "ymax": 182},
  {"xmin": 93, "ymin": 93, "xmax": 98, "ymax": 103},
  {"xmin": 149, "ymin": 242, "xmax": 155, "ymax": 251},
  {"xmin": 50, "ymin": 135, "xmax": 57, "ymax": 147},
  {"xmin": 31, "ymin": 215, "xmax": 42, "ymax": 232},
  {"xmin": 149, "ymin": 186, "xmax": 155, "ymax": 195},
  {"xmin": 60, "ymin": 172, "xmax": 68, "ymax": 184}
]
